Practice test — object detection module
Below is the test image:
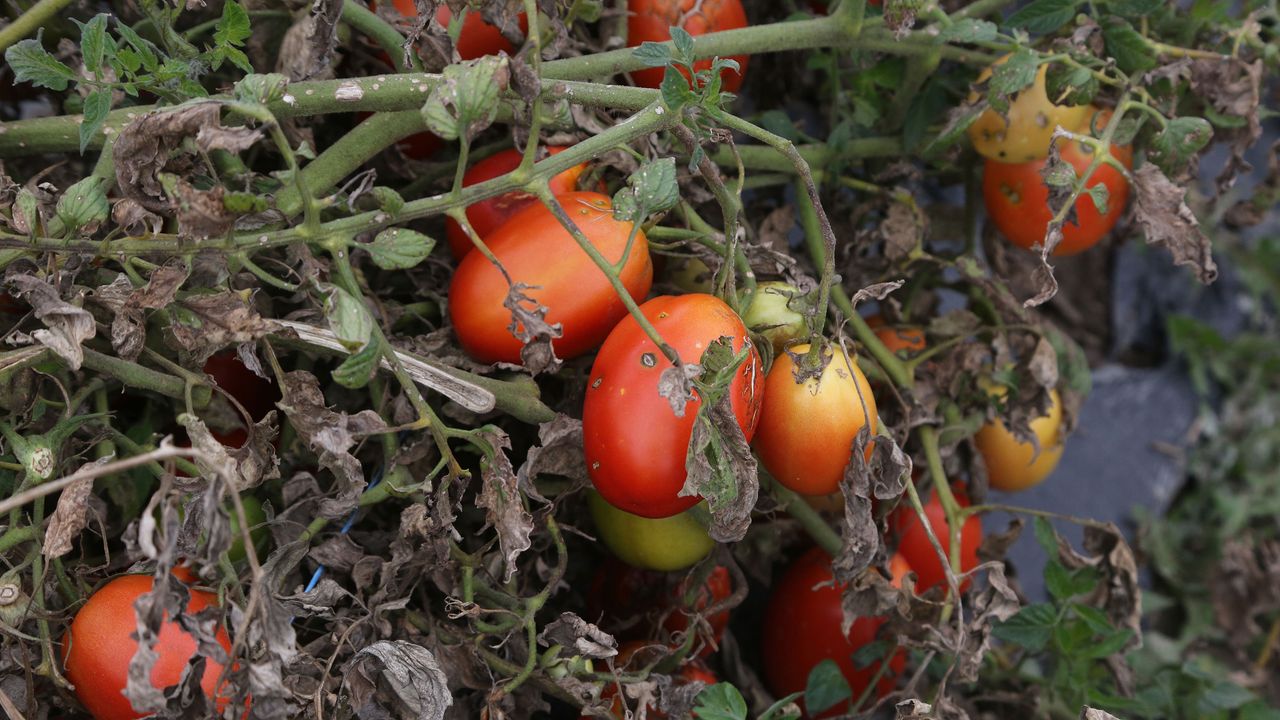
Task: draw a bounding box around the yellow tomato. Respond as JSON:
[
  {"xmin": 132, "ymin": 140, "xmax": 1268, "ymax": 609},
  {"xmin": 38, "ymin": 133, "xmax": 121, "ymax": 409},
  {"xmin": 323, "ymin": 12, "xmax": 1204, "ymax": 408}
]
[
  {"xmin": 975, "ymin": 387, "xmax": 1065, "ymax": 492},
  {"xmin": 754, "ymin": 343, "xmax": 878, "ymax": 496},
  {"xmin": 587, "ymin": 491, "xmax": 715, "ymax": 571},
  {"xmin": 968, "ymin": 56, "xmax": 1092, "ymax": 163}
]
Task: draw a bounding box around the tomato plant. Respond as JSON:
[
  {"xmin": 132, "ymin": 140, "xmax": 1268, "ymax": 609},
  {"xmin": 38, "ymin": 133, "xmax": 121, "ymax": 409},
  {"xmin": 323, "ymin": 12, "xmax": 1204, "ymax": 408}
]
[
  {"xmin": 444, "ymin": 146, "xmax": 592, "ymax": 259},
  {"xmin": 754, "ymin": 343, "xmax": 877, "ymax": 496},
  {"xmin": 584, "ymin": 293, "xmax": 763, "ymax": 518},
  {"xmin": 382, "ymin": 0, "xmax": 527, "ymax": 60},
  {"xmin": 742, "ymin": 281, "xmax": 808, "ymax": 353},
  {"xmin": 588, "ymin": 489, "xmax": 714, "ymax": 571},
  {"xmin": 967, "ymin": 57, "xmax": 1094, "ymax": 163},
  {"xmin": 762, "ymin": 547, "xmax": 904, "ymax": 717},
  {"xmin": 626, "ymin": 0, "xmax": 749, "ymax": 92},
  {"xmin": 62, "ymin": 575, "xmax": 236, "ymax": 720},
  {"xmin": 976, "ymin": 387, "xmax": 1065, "ymax": 492},
  {"xmin": 892, "ymin": 487, "xmax": 982, "ymax": 592},
  {"xmin": 448, "ymin": 191, "xmax": 653, "ymax": 364},
  {"xmin": 983, "ymin": 112, "xmax": 1134, "ymax": 255}
]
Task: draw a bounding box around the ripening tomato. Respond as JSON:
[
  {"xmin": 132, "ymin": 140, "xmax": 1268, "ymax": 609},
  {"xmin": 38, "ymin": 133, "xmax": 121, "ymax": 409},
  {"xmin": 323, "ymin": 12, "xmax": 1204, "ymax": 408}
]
[
  {"xmin": 983, "ymin": 115, "xmax": 1133, "ymax": 255},
  {"xmin": 585, "ymin": 560, "xmax": 730, "ymax": 653},
  {"xmin": 203, "ymin": 351, "xmax": 279, "ymax": 424},
  {"xmin": 866, "ymin": 315, "xmax": 925, "ymax": 356},
  {"xmin": 626, "ymin": 0, "xmax": 749, "ymax": 93},
  {"xmin": 63, "ymin": 575, "xmax": 237, "ymax": 720},
  {"xmin": 445, "ymin": 147, "xmax": 593, "ymax": 259},
  {"xmin": 975, "ymin": 387, "xmax": 1065, "ymax": 492},
  {"xmin": 763, "ymin": 548, "xmax": 904, "ymax": 717},
  {"xmin": 449, "ymin": 192, "xmax": 654, "ymax": 365},
  {"xmin": 742, "ymin": 281, "xmax": 808, "ymax": 353},
  {"xmin": 967, "ymin": 56, "xmax": 1094, "ymax": 163},
  {"xmin": 754, "ymin": 343, "xmax": 878, "ymax": 496},
  {"xmin": 589, "ymin": 490, "xmax": 714, "ymax": 571},
  {"xmin": 584, "ymin": 294, "xmax": 763, "ymax": 518},
  {"xmin": 892, "ymin": 487, "xmax": 982, "ymax": 592}
]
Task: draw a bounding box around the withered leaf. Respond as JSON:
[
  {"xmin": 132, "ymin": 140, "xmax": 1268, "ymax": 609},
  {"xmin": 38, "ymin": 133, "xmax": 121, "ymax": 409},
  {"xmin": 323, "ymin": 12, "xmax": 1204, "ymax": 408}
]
[
  {"xmin": 169, "ymin": 290, "xmax": 277, "ymax": 365},
  {"xmin": 275, "ymin": 0, "xmax": 343, "ymax": 82},
  {"xmin": 683, "ymin": 389, "xmax": 758, "ymax": 543},
  {"xmin": 195, "ymin": 124, "xmax": 264, "ymax": 154},
  {"xmin": 111, "ymin": 198, "xmax": 164, "ymax": 236},
  {"xmin": 1058, "ymin": 522, "xmax": 1143, "ymax": 653},
  {"xmin": 503, "ymin": 282, "xmax": 563, "ymax": 375},
  {"xmin": 344, "ymin": 641, "xmax": 453, "ymax": 720},
  {"xmin": 1131, "ymin": 163, "xmax": 1218, "ymax": 285},
  {"xmin": 4, "ymin": 273, "xmax": 95, "ymax": 370},
  {"xmin": 657, "ymin": 361, "xmax": 700, "ymax": 418},
  {"xmin": 538, "ymin": 613, "xmax": 618, "ymax": 660},
  {"xmin": 114, "ymin": 103, "xmax": 222, "ymax": 212},
  {"xmin": 516, "ymin": 415, "xmax": 588, "ymax": 495},
  {"xmin": 43, "ymin": 456, "xmax": 108, "ymax": 559},
  {"xmin": 850, "ymin": 279, "xmax": 905, "ymax": 306},
  {"xmin": 174, "ymin": 180, "xmax": 236, "ymax": 240},
  {"xmin": 881, "ymin": 198, "xmax": 925, "ymax": 262},
  {"xmin": 475, "ymin": 427, "xmax": 532, "ymax": 582}
]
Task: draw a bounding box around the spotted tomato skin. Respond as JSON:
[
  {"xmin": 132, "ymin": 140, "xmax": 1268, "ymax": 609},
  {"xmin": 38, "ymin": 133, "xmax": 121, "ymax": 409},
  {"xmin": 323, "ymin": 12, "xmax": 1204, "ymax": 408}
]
[{"xmin": 583, "ymin": 294, "xmax": 763, "ymax": 518}]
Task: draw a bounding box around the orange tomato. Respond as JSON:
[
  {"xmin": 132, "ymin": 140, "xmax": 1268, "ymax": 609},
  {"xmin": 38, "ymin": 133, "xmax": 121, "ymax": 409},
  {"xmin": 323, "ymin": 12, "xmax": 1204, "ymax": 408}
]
[
  {"xmin": 866, "ymin": 315, "xmax": 926, "ymax": 356},
  {"xmin": 626, "ymin": 0, "xmax": 749, "ymax": 92},
  {"xmin": 448, "ymin": 191, "xmax": 653, "ymax": 365}
]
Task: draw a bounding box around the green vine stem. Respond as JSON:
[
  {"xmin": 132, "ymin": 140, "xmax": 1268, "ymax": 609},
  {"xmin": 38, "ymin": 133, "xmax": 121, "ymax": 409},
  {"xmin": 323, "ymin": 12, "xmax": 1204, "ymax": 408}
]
[
  {"xmin": 81, "ymin": 348, "xmax": 212, "ymax": 406},
  {"xmin": 0, "ymin": 0, "xmax": 78, "ymax": 54},
  {"xmin": 341, "ymin": 0, "xmax": 424, "ymax": 73}
]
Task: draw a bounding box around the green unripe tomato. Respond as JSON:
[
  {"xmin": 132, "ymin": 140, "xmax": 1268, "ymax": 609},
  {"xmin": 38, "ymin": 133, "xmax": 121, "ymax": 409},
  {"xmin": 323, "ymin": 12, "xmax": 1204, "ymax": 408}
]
[
  {"xmin": 227, "ymin": 495, "xmax": 269, "ymax": 564},
  {"xmin": 743, "ymin": 282, "xmax": 808, "ymax": 353},
  {"xmin": 587, "ymin": 491, "xmax": 714, "ymax": 571}
]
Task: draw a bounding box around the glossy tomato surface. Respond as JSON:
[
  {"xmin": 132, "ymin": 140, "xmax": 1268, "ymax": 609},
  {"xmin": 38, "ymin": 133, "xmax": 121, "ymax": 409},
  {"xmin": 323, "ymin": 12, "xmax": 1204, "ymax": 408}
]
[
  {"xmin": 967, "ymin": 56, "xmax": 1093, "ymax": 163},
  {"xmin": 975, "ymin": 387, "xmax": 1065, "ymax": 492},
  {"xmin": 583, "ymin": 294, "xmax": 763, "ymax": 518},
  {"xmin": 63, "ymin": 575, "xmax": 235, "ymax": 720},
  {"xmin": 448, "ymin": 192, "xmax": 653, "ymax": 364},
  {"xmin": 589, "ymin": 490, "xmax": 714, "ymax": 571},
  {"xmin": 762, "ymin": 548, "xmax": 903, "ymax": 716},
  {"xmin": 626, "ymin": 0, "xmax": 749, "ymax": 92},
  {"xmin": 892, "ymin": 487, "xmax": 982, "ymax": 592},
  {"xmin": 445, "ymin": 147, "xmax": 591, "ymax": 259},
  {"xmin": 983, "ymin": 115, "xmax": 1133, "ymax": 256},
  {"xmin": 754, "ymin": 343, "xmax": 878, "ymax": 496}
]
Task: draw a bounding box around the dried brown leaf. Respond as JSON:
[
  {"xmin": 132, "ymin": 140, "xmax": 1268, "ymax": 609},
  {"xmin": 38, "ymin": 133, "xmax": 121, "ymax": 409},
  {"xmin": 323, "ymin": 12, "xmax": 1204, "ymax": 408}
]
[
  {"xmin": 4, "ymin": 273, "xmax": 95, "ymax": 369},
  {"xmin": 1131, "ymin": 163, "xmax": 1217, "ymax": 284},
  {"xmin": 344, "ymin": 641, "xmax": 453, "ymax": 720},
  {"xmin": 475, "ymin": 428, "xmax": 532, "ymax": 582},
  {"xmin": 43, "ymin": 457, "xmax": 107, "ymax": 559}
]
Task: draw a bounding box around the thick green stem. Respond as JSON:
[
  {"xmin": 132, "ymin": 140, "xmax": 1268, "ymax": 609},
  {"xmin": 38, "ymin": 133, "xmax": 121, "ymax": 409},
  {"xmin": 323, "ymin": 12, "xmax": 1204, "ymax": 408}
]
[
  {"xmin": 0, "ymin": 0, "xmax": 77, "ymax": 54},
  {"xmin": 81, "ymin": 348, "xmax": 212, "ymax": 406},
  {"xmin": 765, "ymin": 473, "xmax": 841, "ymax": 556},
  {"xmin": 342, "ymin": 0, "xmax": 424, "ymax": 73}
]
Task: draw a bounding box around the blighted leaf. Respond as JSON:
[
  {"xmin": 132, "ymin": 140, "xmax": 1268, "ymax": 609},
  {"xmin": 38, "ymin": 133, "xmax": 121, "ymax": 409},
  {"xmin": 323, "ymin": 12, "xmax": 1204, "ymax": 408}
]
[
  {"xmin": 114, "ymin": 104, "xmax": 222, "ymax": 212},
  {"xmin": 196, "ymin": 123, "xmax": 263, "ymax": 155},
  {"xmin": 538, "ymin": 613, "xmax": 618, "ymax": 659},
  {"xmin": 171, "ymin": 180, "xmax": 237, "ymax": 240},
  {"xmin": 516, "ymin": 415, "xmax": 589, "ymax": 491},
  {"xmin": 882, "ymin": 0, "xmax": 920, "ymax": 38},
  {"xmin": 658, "ymin": 361, "xmax": 701, "ymax": 418},
  {"xmin": 322, "ymin": 283, "xmax": 375, "ymax": 351},
  {"xmin": 274, "ymin": 0, "xmax": 341, "ymax": 81},
  {"xmin": 504, "ymin": 282, "xmax": 563, "ymax": 375},
  {"xmin": 277, "ymin": 371, "xmax": 386, "ymax": 518},
  {"xmin": 612, "ymin": 157, "xmax": 679, "ymax": 223},
  {"xmin": 170, "ymin": 290, "xmax": 276, "ymax": 364},
  {"xmin": 368, "ymin": 228, "xmax": 436, "ymax": 269},
  {"xmin": 4, "ymin": 34, "xmax": 77, "ymax": 91},
  {"xmin": 475, "ymin": 428, "xmax": 532, "ymax": 582},
  {"xmin": 1057, "ymin": 522, "xmax": 1142, "ymax": 653},
  {"xmin": 43, "ymin": 457, "xmax": 108, "ymax": 559},
  {"xmin": 988, "ymin": 49, "xmax": 1040, "ymax": 99},
  {"xmin": 178, "ymin": 413, "xmax": 279, "ymax": 491},
  {"xmin": 344, "ymin": 641, "xmax": 452, "ymax": 720},
  {"xmin": 681, "ymin": 338, "xmax": 759, "ymax": 543},
  {"xmin": 4, "ymin": 274, "xmax": 96, "ymax": 370},
  {"xmin": 1131, "ymin": 163, "xmax": 1218, "ymax": 284},
  {"xmin": 55, "ymin": 176, "xmax": 109, "ymax": 234},
  {"xmin": 112, "ymin": 198, "xmax": 163, "ymax": 235},
  {"xmin": 422, "ymin": 54, "xmax": 509, "ymax": 142}
]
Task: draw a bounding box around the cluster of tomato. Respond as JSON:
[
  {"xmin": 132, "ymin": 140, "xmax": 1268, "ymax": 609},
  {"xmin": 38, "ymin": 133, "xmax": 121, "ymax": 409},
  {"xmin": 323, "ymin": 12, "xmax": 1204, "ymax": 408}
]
[{"xmin": 971, "ymin": 56, "xmax": 1134, "ymax": 256}]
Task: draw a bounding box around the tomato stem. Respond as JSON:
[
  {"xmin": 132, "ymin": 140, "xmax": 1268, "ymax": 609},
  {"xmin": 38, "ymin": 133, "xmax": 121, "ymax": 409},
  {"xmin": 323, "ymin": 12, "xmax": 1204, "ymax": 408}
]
[{"xmin": 763, "ymin": 472, "xmax": 842, "ymax": 557}]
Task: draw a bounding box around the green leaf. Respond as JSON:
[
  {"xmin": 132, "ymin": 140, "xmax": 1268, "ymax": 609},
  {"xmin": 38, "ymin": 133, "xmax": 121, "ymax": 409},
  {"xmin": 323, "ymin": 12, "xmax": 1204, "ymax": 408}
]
[
  {"xmin": 332, "ymin": 340, "xmax": 380, "ymax": 389},
  {"xmin": 114, "ymin": 21, "xmax": 161, "ymax": 73},
  {"xmin": 1032, "ymin": 516, "xmax": 1059, "ymax": 556},
  {"xmin": 903, "ymin": 80, "xmax": 948, "ymax": 151},
  {"xmin": 75, "ymin": 15, "xmax": 110, "ymax": 75},
  {"xmin": 936, "ymin": 18, "xmax": 998, "ymax": 43},
  {"xmin": 1102, "ymin": 17, "xmax": 1156, "ymax": 74},
  {"xmin": 612, "ymin": 157, "xmax": 679, "ymax": 223},
  {"xmin": 660, "ymin": 65, "xmax": 697, "ymax": 109},
  {"xmin": 1149, "ymin": 116, "xmax": 1213, "ymax": 175},
  {"xmin": 993, "ymin": 603, "xmax": 1058, "ymax": 650},
  {"xmin": 370, "ymin": 187, "xmax": 405, "ymax": 215},
  {"xmin": 692, "ymin": 683, "xmax": 750, "ymax": 720},
  {"xmin": 1006, "ymin": 0, "xmax": 1080, "ymax": 34},
  {"xmin": 670, "ymin": 25, "xmax": 696, "ymax": 63},
  {"xmin": 1044, "ymin": 61, "xmax": 1098, "ymax": 106},
  {"xmin": 234, "ymin": 73, "xmax": 289, "ymax": 104},
  {"xmin": 77, "ymin": 90, "xmax": 112, "ymax": 155},
  {"xmin": 1044, "ymin": 560, "xmax": 1075, "ymax": 600},
  {"xmin": 1071, "ymin": 603, "xmax": 1113, "ymax": 633},
  {"xmin": 4, "ymin": 35, "xmax": 77, "ymax": 91},
  {"xmin": 421, "ymin": 54, "xmax": 507, "ymax": 142},
  {"xmin": 214, "ymin": 0, "xmax": 252, "ymax": 47},
  {"xmin": 1085, "ymin": 182, "xmax": 1110, "ymax": 215},
  {"xmin": 804, "ymin": 660, "xmax": 851, "ymax": 715},
  {"xmin": 323, "ymin": 284, "xmax": 375, "ymax": 351},
  {"xmin": 921, "ymin": 102, "xmax": 984, "ymax": 157},
  {"xmin": 55, "ymin": 177, "xmax": 108, "ymax": 233},
  {"xmin": 1198, "ymin": 681, "xmax": 1256, "ymax": 712},
  {"xmin": 632, "ymin": 41, "xmax": 672, "ymax": 68},
  {"xmin": 988, "ymin": 49, "xmax": 1040, "ymax": 97},
  {"xmin": 1042, "ymin": 156, "xmax": 1078, "ymax": 187},
  {"xmin": 1082, "ymin": 628, "xmax": 1134, "ymax": 658},
  {"xmin": 1109, "ymin": 0, "xmax": 1164, "ymax": 18},
  {"xmin": 367, "ymin": 228, "xmax": 436, "ymax": 270}
]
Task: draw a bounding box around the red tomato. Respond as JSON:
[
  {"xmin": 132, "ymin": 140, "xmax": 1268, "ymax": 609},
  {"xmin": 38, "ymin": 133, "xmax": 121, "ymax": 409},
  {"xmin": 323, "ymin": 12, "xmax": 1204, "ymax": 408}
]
[
  {"xmin": 626, "ymin": 0, "xmax": 749, "ymax": 93},
  {"xmin": 753, "ymin": 343, "xmax": 878, "ymax": 497},
  {"xmin": 892, "ymin": 487, "xmax": 981, "ymax": 592},
  {"xmin": 444, "ymin": 147, "xmax": 592, "ymax": 259},
  {"xmin": 584, "ymin": 294, "xmax": 763, "ymax": 518},
  {"xmin": 62, "ymin": 575, "xmax": 237, "ymax": 720},
  {"xmin": 762, "ymin": 548, "xmax": 904, "ymax": 717},
  {"xmin": 448, "ymin": 192, "xmax": 653, "ymax": 365},
  {"xmin": 203, "ymin": 351, "xmax": 279, "ymax": 424},
  {"xmin": 586, "ymin": 559, "xmax": 731, "ymax": 655},
  {"xmin": 983, "ymin": 113, "xmax": 1133, "ymax": 256},
  {"xmin": 378, "ymin": 0, "xmax": 527, "ymax": 59}
]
